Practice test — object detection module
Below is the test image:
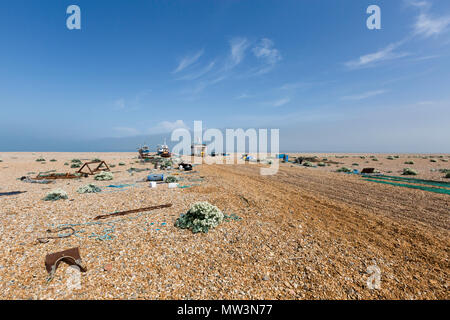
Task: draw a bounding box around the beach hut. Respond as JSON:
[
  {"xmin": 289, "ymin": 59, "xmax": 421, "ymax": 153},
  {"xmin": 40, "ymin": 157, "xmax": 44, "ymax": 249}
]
[{"xmin": 191, "ymin": 143, "xmax": 207, "ymax": 157}]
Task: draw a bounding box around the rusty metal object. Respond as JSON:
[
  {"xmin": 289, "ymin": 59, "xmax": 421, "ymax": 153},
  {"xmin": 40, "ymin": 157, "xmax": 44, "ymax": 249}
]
[
  {"xmin": 37, "ymin": 227, "xmax": 76, "ymax": 244},
  {"xmin": 21, "ymin": 176, "xmax": 54, "ymax": 184},
  {"xmin": 33, "ymin": 173, "xmax": 80, "ymax": 180},
  {"xmin": 77, "ymin": 161, "xmax": 110, "ymax": 175},
  {"xmin": 93, "ymin": 204, "xmax": 172, "ymax": 220},
  {"xmin": 45, "ymin": 247, "xmax": 87, "ymax": 282}
]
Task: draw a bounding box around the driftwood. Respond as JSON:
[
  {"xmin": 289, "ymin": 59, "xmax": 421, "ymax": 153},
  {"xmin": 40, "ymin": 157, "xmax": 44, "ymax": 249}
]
[{"xmin": 93, "ymin": 204, "xmax": 173, "ymax": 220}]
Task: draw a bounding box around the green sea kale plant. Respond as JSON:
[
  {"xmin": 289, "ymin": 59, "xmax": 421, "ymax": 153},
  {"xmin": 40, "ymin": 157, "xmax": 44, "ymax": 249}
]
[
  {"xmin": 165, "ymin": 176, "xmax": 178, "ymax": 183},
  {"xmin": 94, "ymin": 171, "xmax": 114, "ymax": 181},
  {"xmin": 302, "ymin": 161, "xmax": 314, "ymax": 167},
  {"xmin": 160, "ymin": 159, "xmax": 173, "ymax": 169},
  {"xmin": 77, "ymin": 184, "xmax": 102, "ymax": 194},
  {"xmin": 43, "ymin": 189, "xmax": 68, "ymax": 201},
  {"xmin": 403, "ymin": 168, "xmax": 418, "ymax": 175},
  {"xmin": 175, "ymin": 202, "xmax": 224, "ymax": 233}
]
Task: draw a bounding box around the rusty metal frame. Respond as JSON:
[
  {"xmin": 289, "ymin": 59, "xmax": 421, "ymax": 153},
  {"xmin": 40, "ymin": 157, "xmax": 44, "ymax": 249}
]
[
  {"xmin": 94, "ymin": 203, "xmax": 172, "ymax": 220},
  {"xmin": 77, "ymin": 161, "xmax": 110, "ymax": 175},
  {"xmin": 34, "ymin": 173, "xmax": 80, "ymax": 180}
]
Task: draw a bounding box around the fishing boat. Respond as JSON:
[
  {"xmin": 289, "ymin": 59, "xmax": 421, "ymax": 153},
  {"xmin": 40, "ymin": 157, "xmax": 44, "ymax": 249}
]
[
  {"xmin": 138, "ymin": 144, "xmax": 151, "ymax": 159},
  {"xmin": 157, "ymin": 140, "xmax": 171, "ymax": 157}
]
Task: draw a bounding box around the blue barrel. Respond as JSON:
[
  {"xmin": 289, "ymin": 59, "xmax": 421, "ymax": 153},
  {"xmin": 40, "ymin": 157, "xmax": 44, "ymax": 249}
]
[{"xmin": 147, "ymin": 174, "xmax": 164, "ymax": 181}]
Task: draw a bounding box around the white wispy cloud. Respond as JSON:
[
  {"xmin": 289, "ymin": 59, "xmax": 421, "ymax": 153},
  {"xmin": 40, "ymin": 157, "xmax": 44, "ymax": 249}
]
[
  {"xmin": 411, "ymin": 54, "xmax": 441, "ymax": 61},
  {"xmin": 346, "ymin": 1, "xmax": 450, "ymax": 70},
  {"xmin": 272, "ymin": 97, "xmax": 290, "ymax": 107},
  {"xmin": 341, "ymin": 90, "xmax": 387, "ymax": 101},
  {"xmin": 414, "ymin": 13, "xmax": 450, "ymax": 37},
  {"xmin": 253, "ymin": 38, "xmax": 282, "ymax": 64},
  {"xmin": 173, "ymin": 49, "xmax": 204, "ymax": 73},
  {"xmin": 404, "ymin": 0, "xmax": 431, "ymax": 9},
  {"xmin": 177, "ymin": 37, "xmax": 281, "ymax": 97},
  {"xmin": 229, "ymin": 37, "xmax": 250, "ymax": 67},
  {"xmin": 176, "ymin": 61, "xmax": 215, "ymax": 80},
  {"xmin": 345, "ymin": 43, "xmax": 409, "ymax": 69},
  {"xmin": 179, "ymin": 38, "xmax": 249, "ymax": 96},
  {"xmin": 149, "ymin": 120, "xmax": 189, "ymax": 134},
  {"xmin": 250, "ymin": 38, "xmax": 282, "ymax": 75},
  {"xmin": 406, "ymin": 0, "xmax": 450, "ymax": 37}
]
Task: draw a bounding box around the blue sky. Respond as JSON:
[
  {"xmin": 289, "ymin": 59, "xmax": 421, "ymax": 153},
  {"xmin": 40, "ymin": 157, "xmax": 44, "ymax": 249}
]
[{"xmin": 0, "ymin": 0, "xmax": 449, "ymax": 152}]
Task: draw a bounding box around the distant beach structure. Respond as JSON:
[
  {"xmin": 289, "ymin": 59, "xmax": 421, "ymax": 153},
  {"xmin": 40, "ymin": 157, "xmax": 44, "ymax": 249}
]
[{"xmin": 191, "ymin": 142, "xmax": 207, "ymax": 157}]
